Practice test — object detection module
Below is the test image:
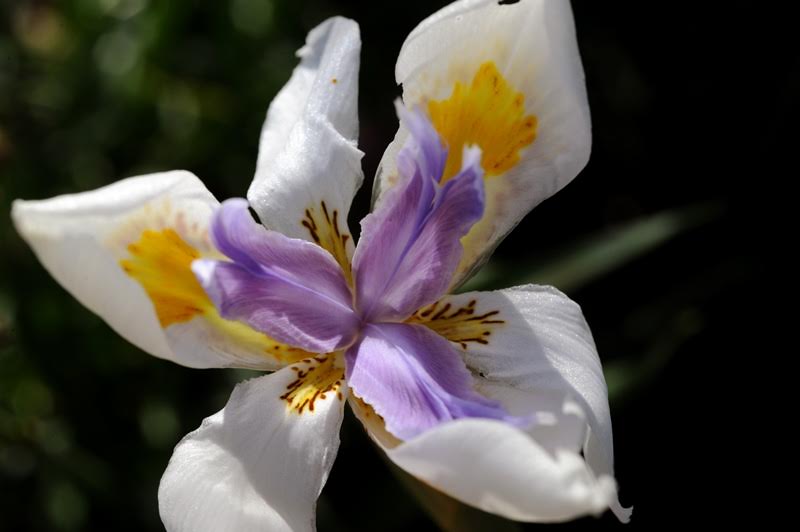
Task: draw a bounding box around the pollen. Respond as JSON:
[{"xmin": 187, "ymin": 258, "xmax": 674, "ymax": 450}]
[
  {"xmin": 408, "ymin": 298, "xmax": 505, "ymax": 350},
  {"xmin": 281, "ymin": 354, "xmax": 345, "ymax": 414},
  {"xmin": 427, "ymin": 61, "xmax": 537, "ymax": 183}
]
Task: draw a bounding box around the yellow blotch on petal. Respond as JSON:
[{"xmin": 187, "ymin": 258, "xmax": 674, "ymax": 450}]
[
  {"xmin": 120, "ymin": 228, "xmax": 310, "ymax": 363},
  {"xmin": 408, "ymin": 298, "xmax": 505, "ymax": 350},
  {"xmin": 281, "ymin": 354, "xmax": 345, "ymax": 414},
  {"xmin": 120, "ymin": 229, "xmax": 207, "ymax": 327},
  {"xmin": 204, "ymin": 310, "xmax": 311, "ymax": 363},
  {"xmin": 428, "ymin": 61, "xmax": 537, "ymax": 182}
]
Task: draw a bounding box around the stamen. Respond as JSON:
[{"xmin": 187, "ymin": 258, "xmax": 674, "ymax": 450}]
[
  {"xmin": 409, "ymin": 298, "xmax": 506, "ymax": 350},
  {"xmin": 301, "ymin": 200, "xmax": 353, "ymax": 284},
  {"xmin": 281, "ymin": 354, "xmax": 346, "ymax": 414}
]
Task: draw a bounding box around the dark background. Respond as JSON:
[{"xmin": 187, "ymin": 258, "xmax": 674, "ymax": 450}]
[{"xmin": 0, "ymin": 0, "xmax": 788, "ymax": 530}]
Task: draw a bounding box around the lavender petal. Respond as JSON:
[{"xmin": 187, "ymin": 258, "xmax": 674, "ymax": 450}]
[
  {"xmin": 345, "ymin": 322, "xmax": 523, "ymax": 440},
  {"xmin": 194, "ymin": 199, "xmax": 358, "ymax": 353},
  {"xmin": 395, "ymin": 103, "xmax": 448, "ymax": 186},
  {"xmin": 353, "ymin": 109, "xmax": 485, "ymax": 322}
]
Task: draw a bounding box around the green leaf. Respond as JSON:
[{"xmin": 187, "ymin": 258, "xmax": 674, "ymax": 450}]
[
  {"xmin": 605, "ymin": 308, "xmax": 704, "ymax": 404},
  {"xmin": 460, "ymin": 203, "xmax": 722, "ymax": 293}
]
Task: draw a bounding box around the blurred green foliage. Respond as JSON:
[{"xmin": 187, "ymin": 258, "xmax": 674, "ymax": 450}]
[{"xmin": 0, "ymin": 0, "xmax": 783, "ymax": 530}]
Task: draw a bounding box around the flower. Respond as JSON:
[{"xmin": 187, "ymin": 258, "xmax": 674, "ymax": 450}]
[{"xmin": 12, "ymin": 0, "xmax": 631, "ymax": 529}]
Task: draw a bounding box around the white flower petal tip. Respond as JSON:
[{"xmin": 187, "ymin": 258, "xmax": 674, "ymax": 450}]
[
  {"xmin": 248, "ymin": 16, "xmax": 364, "ymax": 252},
  {"xmin": 612, "ymin": 499, "xmax": 633, "ymax": 524},
  {"xmin": 385, "ymin": 418, "xmax": 620, "ymax": 522},
  {"xmin": 10, "ymin": 171, "xmax": 211, "ymax": 364},
  {"xmin": 11, "ymin": 171, "xmax": 295, "ymax": 371},
  {"xmin": 159, "ymin": 368, "xmax": 347, "ymax": 532}
]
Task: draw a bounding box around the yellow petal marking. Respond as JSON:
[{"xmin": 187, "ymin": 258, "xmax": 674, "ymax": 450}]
[
  {"xmin": 408, "ymin": 298, "xmax": 505, "ymax": 350},
  {"xmin": 120, "ymin": 228, "xmax": 309, "ymax": 362},
  {"xmin": 120, "ymin": 229, "xmax": 206, "ymax": 326},
  {"xmin": 428, "ymin": 61, "xmax": 537, "ymax": 183},
  {"xmin": 281, "ymin": 354, "xmax": 346, "ymax": 414},
  {"xmin": 301, "ymin": 200, "xmax": 353, "ymax": 285}
]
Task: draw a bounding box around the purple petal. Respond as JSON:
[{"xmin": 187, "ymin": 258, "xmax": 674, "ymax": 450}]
[
  {"xmin": 353, "ymin": 109, "xmax": 485, "ymax": 322},
  {"xmin": 194, "ymin": 199, "xmax": 359, "ymax": 353},
  {"xmin": 345, "ymin": 323, "xmax": 523, "ymax": 440},
  {"xmin": 395, "ymin": 103, "xmax": 448, "ymax": 186}
]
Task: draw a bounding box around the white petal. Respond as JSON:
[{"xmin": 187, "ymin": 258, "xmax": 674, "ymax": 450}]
[
  {"xmin": 414, "ymin": 284, "xmax": 630, "ymax": 521},
  {"xmin": 385, "ymin": 418, "xmax": 615, "ymax": 522},
  {"xmin": 159, "ymin": 363, "xmax": 347, "ymax": 532},
  {"xmin": 375, "ymin": 0, "xmax": 591, "ymax": 286},
  {"xmin": 248, "ymin": 17, "xmax": 363, "ymax": 269},
  {"xmin": 12, "ymin": 171, "xmax": 298, "ymax": 370},
  {"xmin": 474, "ymin": 381, "xmax": 588, "ymax": 457},
  {"xmin": 395, "ymin": 0, "xmax": 497, "ymax": 62}
]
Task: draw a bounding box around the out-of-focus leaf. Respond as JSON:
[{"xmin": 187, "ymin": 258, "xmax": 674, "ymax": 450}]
[
  {"xmin": 138, "ymin": 400, "xmax": 180, "ymax": 449},
  {"xmin": 0, "ymin": 292, "xmax": 14, "ymax": 350},
  {"xmin": 45, "ymin": 480, "xmax": 88, "ymax": 531},
  {"xmin": 460, "ymin": 204, "xmax": 723, "ymax": 293},
  {"xmin": 382, "ymin": 453, "xmax": 522, "ymax": 532},
  {"xmin": 605, "ymin": 308, "xmax": 704, "ymax": 404},
  {"xmin": 603, "ymin": 255, "xmax": 750, "ymax": 404}
]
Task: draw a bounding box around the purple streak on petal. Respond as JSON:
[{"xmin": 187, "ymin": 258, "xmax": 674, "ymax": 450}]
[
  {"xmin": 353, "ymin": 109, "xmax": 485, "ymax": 322},
  {"xmin": 395, "ymin": 103, "xmax": 448, "ymax": 185},
  {"xmin": 194, "ymin": 199, "xmax": 359, "ymax": 353},
  {"xmin": 345, "ymin": 323, "xmax": 526, "ymax": 440}
]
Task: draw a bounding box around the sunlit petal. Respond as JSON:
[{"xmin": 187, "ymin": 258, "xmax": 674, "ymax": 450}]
[
  {"xmin": 12, "ymin": 172, "xmax": 301, "ymax": 369},
  {"xmin": 248, "ymin": 17, "xmax": 363, "ymax": 277},
  {"xmin": 159, "ymin": 363, "xmax": 347, "ymax": 532},
  {"xmin": 385, "ymin": 418, "xmax": 616, "ymax": 522}
]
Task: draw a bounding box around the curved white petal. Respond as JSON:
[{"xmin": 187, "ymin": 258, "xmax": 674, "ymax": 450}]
[
  {"xmin": 12, "ymin": 171, "xmax": 299, "ymax": 370},
  {"xmin": 414, "ymin": 284, "xmax": 630, "ymax": 521},
  {"xmin": 385, "ymin": 418, "xmax": 615, "ymax": 522},
  {"xmin": 375, "ymin": 0, "xmax": 591, "ymax": 286},
  {"xmin": 399, "ymin": 0, "xmax": 495, "ymax": 46},
  {"xmin": 474, "ymin": 381, "xmax": 588, "ymax": 457},
  {"xmin": 159, "ymin": 364, "xmax": 347, "ymax": 532},
  {"xmin": 248, "ymin": 17, "xmax": 363, "ymax": 271}
]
